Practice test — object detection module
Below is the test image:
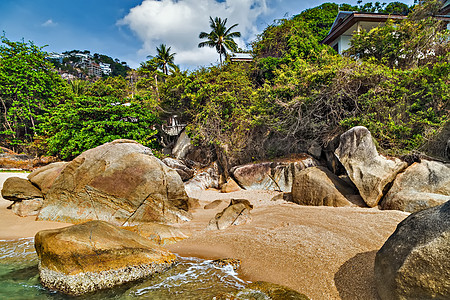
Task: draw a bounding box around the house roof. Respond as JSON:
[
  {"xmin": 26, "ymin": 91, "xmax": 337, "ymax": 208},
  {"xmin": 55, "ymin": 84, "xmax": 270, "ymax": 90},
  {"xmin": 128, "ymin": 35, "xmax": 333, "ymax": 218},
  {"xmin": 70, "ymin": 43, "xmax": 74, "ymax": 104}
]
[
  {"xmin": 322, "ymin": 12, "xmax": 406, "ymax": 45},
  {"xmin": 230, "ymin": 53, "xmax": 253, "ymax": 62},
  {"xmin": 322, "ymin": 11, "xmax": 450, "ymax": 46}
]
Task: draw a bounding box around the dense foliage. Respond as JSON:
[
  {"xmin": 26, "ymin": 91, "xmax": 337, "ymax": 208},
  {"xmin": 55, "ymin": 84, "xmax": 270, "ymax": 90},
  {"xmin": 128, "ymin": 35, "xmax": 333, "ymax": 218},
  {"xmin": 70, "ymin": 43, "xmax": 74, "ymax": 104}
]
[{"xmin": 1, "ymin": 1, "xmax": 448, "ymax": 164}]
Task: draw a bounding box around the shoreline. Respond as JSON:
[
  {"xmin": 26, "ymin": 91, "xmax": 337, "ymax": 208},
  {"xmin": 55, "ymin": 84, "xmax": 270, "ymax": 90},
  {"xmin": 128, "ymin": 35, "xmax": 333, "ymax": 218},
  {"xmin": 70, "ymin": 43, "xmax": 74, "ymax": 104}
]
[{"xmin": 0, "ymin": 172, "xmax": 409, "ymax": 299}]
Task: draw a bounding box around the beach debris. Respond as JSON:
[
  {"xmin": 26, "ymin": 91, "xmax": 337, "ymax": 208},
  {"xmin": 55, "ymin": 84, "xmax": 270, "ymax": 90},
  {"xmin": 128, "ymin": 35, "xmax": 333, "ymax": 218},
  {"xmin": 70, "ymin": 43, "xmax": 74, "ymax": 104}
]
[{"xmin": 207, "ymin": 199, "xmax": 253, "ymax": 230}]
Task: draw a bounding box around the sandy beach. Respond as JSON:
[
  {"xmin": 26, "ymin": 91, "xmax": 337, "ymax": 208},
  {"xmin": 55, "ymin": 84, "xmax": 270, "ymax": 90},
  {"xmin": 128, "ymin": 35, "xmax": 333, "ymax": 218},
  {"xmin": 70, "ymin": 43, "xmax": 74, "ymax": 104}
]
[{"xmin": 0, "ymin": 172, "xmax": 409, "ymax": 299}]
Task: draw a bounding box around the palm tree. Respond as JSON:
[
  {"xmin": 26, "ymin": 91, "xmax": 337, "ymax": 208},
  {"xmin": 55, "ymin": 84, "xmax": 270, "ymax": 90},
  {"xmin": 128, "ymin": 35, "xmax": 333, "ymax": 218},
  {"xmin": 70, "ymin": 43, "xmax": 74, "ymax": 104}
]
[
  {"xmin": 198, "ymin": 17, "xmax": 241, "ymax": 64},
  {"xmin": 150, "ymin": 44, "xmax": 176, "ymax": 75}
]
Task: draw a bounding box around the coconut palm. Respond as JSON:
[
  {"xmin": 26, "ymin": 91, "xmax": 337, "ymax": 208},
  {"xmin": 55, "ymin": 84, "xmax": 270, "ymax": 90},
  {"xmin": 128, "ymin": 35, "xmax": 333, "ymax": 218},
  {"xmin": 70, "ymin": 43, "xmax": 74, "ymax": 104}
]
[
  {"xmin": 151, "ymin": 44, "xmax": 176, "ymax": 75},
  {"xmin": 198, "ymin": 16, "xmax": 241, "ymax": 64}
]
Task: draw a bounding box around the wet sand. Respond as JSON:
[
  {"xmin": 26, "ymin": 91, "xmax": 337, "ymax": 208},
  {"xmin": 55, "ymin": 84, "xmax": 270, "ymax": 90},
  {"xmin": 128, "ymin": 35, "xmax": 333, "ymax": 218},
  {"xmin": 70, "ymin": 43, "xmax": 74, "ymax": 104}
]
[{"xmin": 0, "ymin": 172, "xmax": 70, "ymax": 240}]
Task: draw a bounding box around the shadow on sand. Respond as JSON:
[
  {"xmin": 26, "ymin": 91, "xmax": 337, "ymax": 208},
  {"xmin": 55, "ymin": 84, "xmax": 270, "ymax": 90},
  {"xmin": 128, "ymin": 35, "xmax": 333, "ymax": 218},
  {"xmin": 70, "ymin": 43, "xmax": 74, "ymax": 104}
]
[{"xmin": 334, "ymin": 250, "xmax": 381, "ymax": 300}]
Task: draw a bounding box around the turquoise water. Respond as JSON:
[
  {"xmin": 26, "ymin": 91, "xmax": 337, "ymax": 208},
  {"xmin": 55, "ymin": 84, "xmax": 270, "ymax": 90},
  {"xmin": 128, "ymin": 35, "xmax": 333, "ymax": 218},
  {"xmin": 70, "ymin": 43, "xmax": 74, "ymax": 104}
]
[{"xmin": 0, "ymin": 239, "xmax": 248, "ymax": 299}]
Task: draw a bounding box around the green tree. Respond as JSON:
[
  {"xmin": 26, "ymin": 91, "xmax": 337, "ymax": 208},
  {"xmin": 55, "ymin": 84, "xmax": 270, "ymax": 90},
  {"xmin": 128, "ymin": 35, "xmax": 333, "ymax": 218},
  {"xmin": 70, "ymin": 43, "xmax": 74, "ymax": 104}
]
[
  {"xmin": 153, "ymin": 44, "xmax": 176, "ymax": 75},
  {"xmin": 38, "ymin": 96, "xmax": 160, "ymax": 159},
  {"xmin": 198, "ymin": 17, "xmax": 241, "ymax": 64},
  {"xmin": 0, "ymin": 35, "xmax": 69, "ymax": 150}
]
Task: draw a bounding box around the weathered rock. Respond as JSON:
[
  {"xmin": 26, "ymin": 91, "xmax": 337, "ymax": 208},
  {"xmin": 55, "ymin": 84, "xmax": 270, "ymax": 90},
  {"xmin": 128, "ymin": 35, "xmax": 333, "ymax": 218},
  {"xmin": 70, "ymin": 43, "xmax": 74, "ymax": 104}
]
[
  {"xmin": 221, "ymin": 177, "xmax": 242, "ymax": 193},
  {"xmin": 187, "ymin": 197, "xmax": 201, "ymax": 210},
  {"xmin": 375, "ymin": 201, "xmax": 450, "ymax": 300},
  {"xmin": 0, "ymin": 153, "xmax": 33, "ymax": 170},
  {"xmin": 37, "ymin": 140, "xmax": 191, "ymax": 225},
  {"xmin": 184, "ymin": 165, "xmax": 219, "ymax": 194},
  {"xmin": 172, "ymin": 131, "xmax": 194, "ymax": 160},
  {"xmin": 231, "ymin": 155, "xmax": 319, "ymax": 192},
  {"xmin": 307, "ymin": 141, "xmax": 322, "ymax": 159},
  {"xmin": 162, "ymin": 157, "xmax": 194, "ymax": 181},
  {"xmin": 381, "ymin": 160, "xmax": 450, "ymax": 213},
  {"xmin": 207, "ymin": 199, "xmax": 253, "ymax": 230},
  {"xmin": 335, "ymin": 126, "xmax": 407, "ymax": 207},
  {"xmin": 292, "ymin": 166, "xmax": 361, "ymax": 207},
  {"xmin": 123, "ymin": 223, "xmax": 189, "ymax": 246},
  {"xmin": 11, "ymin": 198, "xmax": 43, "ymax": 217},
  {"xmin": 235, "ymin": 281, "xmax": 310, "ymax": 300},
  {"xmin": 204, "ymin": 200, "xmax": 223, "ymax": 210},
  {"xmin": 28, "ymin": 162, "xmax": 68, "ymax": 195},
  {"xmin": 1, "ymin": 177, "xmax": 43, "ymax": 201},
  {"xmin": 35, "ymin": 220, "xmax": 177, "ymax": 296}
]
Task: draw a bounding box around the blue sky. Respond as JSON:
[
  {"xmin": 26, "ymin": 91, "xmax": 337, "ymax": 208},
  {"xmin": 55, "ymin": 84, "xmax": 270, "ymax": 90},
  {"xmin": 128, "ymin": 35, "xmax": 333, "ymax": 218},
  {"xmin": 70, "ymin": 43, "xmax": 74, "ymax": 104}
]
[{"xmin": 0, "ymin": 0, "xmax": 414, "ymax": 70}]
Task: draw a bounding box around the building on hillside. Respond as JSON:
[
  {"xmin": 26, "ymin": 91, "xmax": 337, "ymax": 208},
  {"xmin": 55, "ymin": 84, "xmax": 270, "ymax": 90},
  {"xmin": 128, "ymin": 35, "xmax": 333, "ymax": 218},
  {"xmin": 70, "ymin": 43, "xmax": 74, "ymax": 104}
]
[
  {"xmin": 230, "ymin": 53, "xmax": 253, "ymax": 62},
  {"xmin": 322, "ymin": 4, "xmax": 450, "ymax": 55},
  {"xmin": 99, "ymin": 62, "xmax": 112, "ymax": 75}
]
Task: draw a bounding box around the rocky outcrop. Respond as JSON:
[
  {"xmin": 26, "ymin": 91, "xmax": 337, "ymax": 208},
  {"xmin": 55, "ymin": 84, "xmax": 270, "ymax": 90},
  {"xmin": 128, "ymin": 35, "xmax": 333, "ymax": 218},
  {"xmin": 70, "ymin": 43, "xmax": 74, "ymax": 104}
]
[
  {"xmin": 162, "ymin": 157, "xmax": 194, "ymax": 181},
  {"xmin": 172, "ymin": 131, "xmax": 193, "ymax": 160},
  {"xmin": 207, "ymin": 199, "xmax": 253, "ymax": 230},
  {"xmin": 1, "ymin": 176, "xmax": 44, "ymax": 216},
  {"xmin": 123, "ymin": 223, "xmax": 189, "ymax": 246},
  {"xmin": 381, "ymin": 160, "xmax": 450, "ymax": 213},
  {"xmin": 1, "ymin": 177, "xmax": 43, "ymax": 201},
  {"xmin": 27, "ymin": 162, "xmax": 68, "ymax": 195},
  {"xmin": 204, "ymin": 200, "xmax": 223, "ymax": 210},
  {"xmin": 35, "ymin": 220, "xmax": 177, "ymax": 296},
  {"xmin": 37, "ymin": 140, "xmax": 191, "ymax": 225},
  {"xmin": 0, "ymin": 150, "xmax": 57, "ymax": 171},
  {"xmin": 184, "ymin": 165, "xmax": 219, "ymax": 194},
  {"xmin": 375, "ymin": 201, "xmax": 450, "ymax": 300},
  {"xmin": 335, "ymin": 126, "xmax": 407, "ymax": 207},
  {"xmin": 292, "ymin": 166, "xmax": 363, "ymax": 207},
  {"xmin": 231, "ymin": 155, "xmax": 319, "ymax": 192}
]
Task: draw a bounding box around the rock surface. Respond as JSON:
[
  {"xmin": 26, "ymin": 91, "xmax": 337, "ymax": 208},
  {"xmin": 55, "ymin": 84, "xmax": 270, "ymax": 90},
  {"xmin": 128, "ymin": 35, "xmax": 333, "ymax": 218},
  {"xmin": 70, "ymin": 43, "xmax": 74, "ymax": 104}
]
[
  {"xmin": 207, "ymin": 199, "xmax": 253, "ymax": 230},
  {"xmin": 381, "ymin": 160, "xmax": 450, "ymax": 213},
  {"xmin": 11, "ymin": 198, "xmax": 43, "ymax": 217},
  {"xmin": 172, "ymin": 131, "xmax": 193, "ymax": 160},
  {"xmin": 184, "ymin": 165, "xmax": 219, "ymax": 193},
  {"xmin": 37, "ymin": 140, "xmax": 191, "ymax": 225},
  {"xmin": 236, "ymin": 281, "xmax": 310, "ymax": 300},
  {"xmin": 28, "ymin": 162, "xmax": 68, "ymax": 195},
  {"xmin": 1, "ymin": 177, "xmax": 43, "ymax": 201},
  {"xmin": 123, "ymin": 223, "xmax": 189, "ymax": 246},
  {"xmin": 375, "ymin": 201, "xmax": 450, "ymax": 300},
  {"xmin": 231, "ymin": 155, "xmax": 319, "ymax": 192},
  {"xmin": 162, "ymin": 158, "xmax": 194, "ymax": 181},
  {"xmin": 335, "ymin": 126, "xmax": 407, "ymax": 207},
  {"xmin": 221, "ymin": 177, "xmax": 242, "ymax": 193},
  {"xmin": 291, "ymin": 166, "xmax": 360, "ymax": 207},
  {"xmin": 35, "ymin": 220, "xmax": 177, "ymax": 296}
]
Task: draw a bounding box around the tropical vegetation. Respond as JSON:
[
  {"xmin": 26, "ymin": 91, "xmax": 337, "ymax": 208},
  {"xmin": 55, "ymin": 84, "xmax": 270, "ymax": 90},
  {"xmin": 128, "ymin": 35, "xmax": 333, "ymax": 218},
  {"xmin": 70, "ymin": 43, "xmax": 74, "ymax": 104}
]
[{"xmin": 0, "ymin": 1, "xmax": 448, "ymax": 165}]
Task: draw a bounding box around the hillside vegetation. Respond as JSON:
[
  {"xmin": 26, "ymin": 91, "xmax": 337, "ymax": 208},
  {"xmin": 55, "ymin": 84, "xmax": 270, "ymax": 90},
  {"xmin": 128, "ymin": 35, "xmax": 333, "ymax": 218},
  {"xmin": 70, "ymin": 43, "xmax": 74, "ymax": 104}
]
[{"xmin": 0, "ymin": 1, "xmax": 448, "ymax": 165}]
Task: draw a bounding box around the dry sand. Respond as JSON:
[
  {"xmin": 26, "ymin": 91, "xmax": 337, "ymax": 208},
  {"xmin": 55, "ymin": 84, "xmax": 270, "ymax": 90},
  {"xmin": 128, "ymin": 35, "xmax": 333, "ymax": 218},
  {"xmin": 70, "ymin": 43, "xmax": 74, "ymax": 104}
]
[
  {"xmin": 0, "ymin": 172, "xmax": 70, "ymax": 240},
  {"xmin": 168, "ymin": 189, "xmax": 410, "ymax": 300},
  {"xmin": 0, "ymin": 172, "xmax": 409, "ymax": 299}
]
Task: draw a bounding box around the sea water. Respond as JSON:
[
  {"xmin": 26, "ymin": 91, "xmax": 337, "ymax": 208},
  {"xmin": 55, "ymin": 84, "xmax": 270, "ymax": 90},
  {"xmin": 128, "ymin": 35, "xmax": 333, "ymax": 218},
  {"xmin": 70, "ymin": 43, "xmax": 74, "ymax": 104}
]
[{"xmin": 0, "ymin": 238, "xmax": 247, "ymax": 299}]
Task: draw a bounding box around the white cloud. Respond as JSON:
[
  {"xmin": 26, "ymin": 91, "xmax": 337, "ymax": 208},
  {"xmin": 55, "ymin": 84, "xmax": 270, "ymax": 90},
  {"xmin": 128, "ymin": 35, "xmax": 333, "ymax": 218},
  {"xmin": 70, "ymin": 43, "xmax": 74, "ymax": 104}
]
[
  {"xmin": 118, "ymin": 0, "xmax": 269, "ymax": 68},
  {"xmin": 42, "ymin": 19, "xmax": 57, "ymax": 27}
]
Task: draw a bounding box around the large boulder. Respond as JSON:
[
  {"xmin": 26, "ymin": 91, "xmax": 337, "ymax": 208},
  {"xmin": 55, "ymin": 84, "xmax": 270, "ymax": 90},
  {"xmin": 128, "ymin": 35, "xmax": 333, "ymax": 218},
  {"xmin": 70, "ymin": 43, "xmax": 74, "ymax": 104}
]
[
  {"xmin": 292, "ymin": 166, "xmax": 363, "ymax": 207},
  {"xmin": 28, "ymin": 162, "xmax": 68, "ymax": 195},
  {"xmin": 35, "ymin": 220, "xmax": 177, "ymax": 296},
  {"xmin": 37, "ymin": 140, "xmax": 191, "ymax": 225},
  {"xmin": 381, "ymin": 160, "xmax": 450, "ymax": 213},
  {"xmin": 123, "ymin": 223, "xmax": 189, "ymax": 246},
  {"xmin": 207, "ymin": 199, "xmax": 253, "ymax": 230},
  {"xmin": 1, "ymin": 177, "xmax": 43, "ymax": 201},
  {"xmin": 10, "ymin": 198, "xmax": 43, "ymax": 217},
  {"xmin": 172, "ymin": 131, "xmax": 193, "ymax": 160},
  {"xmin": 162, "ymin": 157, "xmax": 194, "ymax": 181},
  {"xmin": 375, "ymin": 201, "xmax": 450, "ymax": 300},
  {"xmin": 335, "ymin": 126, "xmax": 407, "ymax": 207},
  {"xmin": 231, "ymin": 155, "xmax": 319, "ymax": 192}
]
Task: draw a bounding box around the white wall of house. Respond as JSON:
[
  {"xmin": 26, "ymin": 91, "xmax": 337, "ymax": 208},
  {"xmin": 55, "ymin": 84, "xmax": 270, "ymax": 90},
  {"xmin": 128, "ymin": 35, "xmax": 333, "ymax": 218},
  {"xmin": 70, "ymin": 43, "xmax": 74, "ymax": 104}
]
[{"xmin": 330, "ymin": 35, "xmax": 352, "ymax": 54}]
